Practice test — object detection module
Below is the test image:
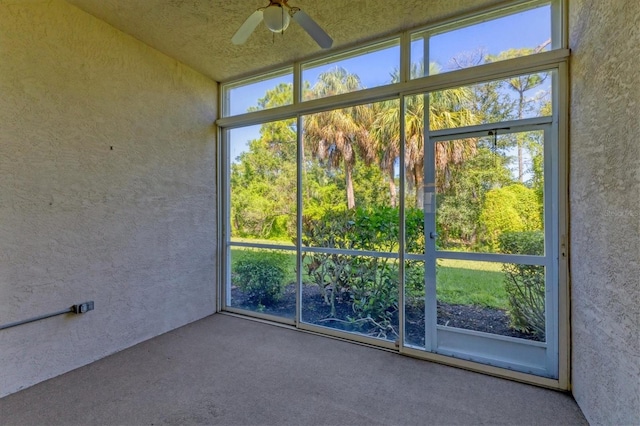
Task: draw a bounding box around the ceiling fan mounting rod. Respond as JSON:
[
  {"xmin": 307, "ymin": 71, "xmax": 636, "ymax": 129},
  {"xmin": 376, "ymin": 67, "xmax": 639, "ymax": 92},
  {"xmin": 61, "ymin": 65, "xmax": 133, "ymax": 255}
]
[
  {"xmin": 269, "ymin": 0, "xmax": 289, "ymax": 8},
  {"xmin": 268, "ymin": 0, "xmax": 300, "ymax": 14}
]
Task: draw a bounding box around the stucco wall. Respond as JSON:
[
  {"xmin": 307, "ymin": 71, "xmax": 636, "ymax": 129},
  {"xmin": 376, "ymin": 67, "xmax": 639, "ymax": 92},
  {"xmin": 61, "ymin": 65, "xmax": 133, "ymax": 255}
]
[
  {"xmin": 569, "ymin": 0, "xmax": 640, "ymax": 423},
  {"xmin": 0, "ymin": 0, "xmax": 217, "ymax": 397}
]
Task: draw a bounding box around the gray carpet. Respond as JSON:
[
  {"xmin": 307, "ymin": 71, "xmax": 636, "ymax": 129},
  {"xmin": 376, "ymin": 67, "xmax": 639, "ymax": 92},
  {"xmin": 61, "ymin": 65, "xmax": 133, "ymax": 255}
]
[{"xmin": 0, "ymin": 314, "xmax": 587, "ymax": 425}]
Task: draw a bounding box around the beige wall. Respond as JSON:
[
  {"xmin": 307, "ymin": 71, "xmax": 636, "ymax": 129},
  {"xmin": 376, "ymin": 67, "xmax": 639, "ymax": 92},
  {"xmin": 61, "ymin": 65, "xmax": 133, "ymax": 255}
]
[
  {"xmin": 2, "ymin": 0, "xmax": 639, "ymax": 420},
  {"xmin": 0, "ymin": 0, "xmax": 217, "ymax": 397},
  {"xmin": 569, "ymin": 0, "xmax": 640, "ymax": 423}
]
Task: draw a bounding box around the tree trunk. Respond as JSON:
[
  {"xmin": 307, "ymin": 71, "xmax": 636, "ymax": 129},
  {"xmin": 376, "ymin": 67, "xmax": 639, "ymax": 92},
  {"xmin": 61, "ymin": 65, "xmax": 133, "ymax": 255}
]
[
  {"xmin": 518, "ymin": 142, "xmax": 524, "ymax": 182},
  {"xmin": 414, "ymin": 167, "xmax": 424, "ymax": 209},
  {"xmin": 388, "ymin": 166, "xmax": 397, "ymax": 207},
  {"xmin": 345, "ymin": 162, "xmax": 355, "ymax": 209},
  {"xmin": 518, "ymin": 90, "xmax": 525, "ymax": 182}
]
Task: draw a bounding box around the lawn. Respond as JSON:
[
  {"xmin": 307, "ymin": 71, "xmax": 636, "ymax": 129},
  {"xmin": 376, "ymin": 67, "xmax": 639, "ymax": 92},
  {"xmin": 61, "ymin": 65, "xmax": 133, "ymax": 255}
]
[
  {"xmin": 229, "ymin": 247, "xmax": 508, "ymax": 310},
  {"xmin": 436, "ymin": 259, "xmax": 507, "ymax": 309}
]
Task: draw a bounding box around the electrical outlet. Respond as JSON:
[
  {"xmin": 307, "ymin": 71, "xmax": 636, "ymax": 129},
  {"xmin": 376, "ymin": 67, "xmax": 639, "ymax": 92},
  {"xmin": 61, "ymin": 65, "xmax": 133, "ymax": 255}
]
[{"xmin": 72, "ymin": 301, "xmax": 95, "ymax": 314}]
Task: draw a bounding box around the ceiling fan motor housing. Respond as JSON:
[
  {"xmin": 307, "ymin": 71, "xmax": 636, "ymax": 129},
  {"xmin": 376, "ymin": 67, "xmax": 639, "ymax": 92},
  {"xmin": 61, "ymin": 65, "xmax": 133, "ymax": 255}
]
[{"xmin": 263, "ymin": 4, "xmax": 290, "ymax": 32}]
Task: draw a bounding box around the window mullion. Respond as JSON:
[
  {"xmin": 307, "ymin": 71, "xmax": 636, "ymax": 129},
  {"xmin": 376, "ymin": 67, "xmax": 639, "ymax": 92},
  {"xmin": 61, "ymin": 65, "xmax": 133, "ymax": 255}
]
[
  {"xmin": 296, "ymin": 115, "xmax": 303, "ymax": 325},
  {"xmin": 293, "ymin": 61, "xmax": 302, "ymax": 104}
]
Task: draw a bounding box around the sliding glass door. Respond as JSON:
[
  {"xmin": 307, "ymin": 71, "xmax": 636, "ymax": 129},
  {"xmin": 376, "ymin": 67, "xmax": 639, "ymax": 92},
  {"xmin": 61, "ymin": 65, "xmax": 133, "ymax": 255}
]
[
  {"xmin": 298, "ymin": 99, "xmax": 401, "ymax": 346},
  {"xmin": 403, "ymin": 124, "xmax": 558, "ymax": 377}
]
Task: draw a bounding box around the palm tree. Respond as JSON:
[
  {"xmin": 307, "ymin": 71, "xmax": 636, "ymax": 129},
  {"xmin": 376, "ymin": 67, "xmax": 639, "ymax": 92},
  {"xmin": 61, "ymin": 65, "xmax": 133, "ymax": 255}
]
[
  {"xmin": 303, "ymin": 67, "xmax": 375, "ymax": 209},
  {"xmin": 371, "ymin": 62, "xmax": 477, "ymax": 208},
  {"xmin": 430, "ymin": 82, "xmax": 478, "ymax": 194},
  {"xmin": 370, "ymin": 98, "xmax": 400, "ymax": 206}
]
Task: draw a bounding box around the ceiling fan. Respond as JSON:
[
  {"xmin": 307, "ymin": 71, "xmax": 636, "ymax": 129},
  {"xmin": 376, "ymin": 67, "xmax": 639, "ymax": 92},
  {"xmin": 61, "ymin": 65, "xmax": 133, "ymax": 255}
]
[{"xmin": 232, "ymin": 0, "xmax": 333, "ymax": 49}]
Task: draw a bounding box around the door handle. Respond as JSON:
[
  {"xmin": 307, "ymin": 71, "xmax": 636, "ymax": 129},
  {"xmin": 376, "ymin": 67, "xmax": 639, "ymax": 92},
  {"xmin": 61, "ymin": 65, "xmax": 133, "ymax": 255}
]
[{"xmin": 429, "ymin": 232, "xmax": 438, "ymax": 239}]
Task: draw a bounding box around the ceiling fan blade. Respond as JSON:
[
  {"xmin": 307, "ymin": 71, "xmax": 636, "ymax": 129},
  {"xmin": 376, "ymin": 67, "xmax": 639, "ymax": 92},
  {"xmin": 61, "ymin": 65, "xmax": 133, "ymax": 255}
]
[
  {"xmin": 232, "ymin": 10, "xmax": 264, "ymax": 45},
  {"xmin": 290, "ymin": 9, "xmax": 333, "ymax": 49}
]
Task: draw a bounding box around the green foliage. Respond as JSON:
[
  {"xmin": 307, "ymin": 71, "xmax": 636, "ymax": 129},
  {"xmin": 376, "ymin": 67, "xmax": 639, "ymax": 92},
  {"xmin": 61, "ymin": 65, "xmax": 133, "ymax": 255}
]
[
  {"xmin": 233, "ymin": 251, "xmax": 288, "ymax": 306},
  {"xmin": 229, "ymin": 53, "xmax": 548, "ymax": 326},
  {"xmin": 303, "ymin": 67, "xmax": 372, "ymax": 210},
  {"xmin": 230, "ymin": 62, "xmax": 546, "ymax": 251},
  {"xmin": 499, "ymin": 231, "xmax": 544, "ymax": 256},
  {"xmin": 352, "ymin": 161, "xmax": 391, "ymax": 207},
  {"xmin": 405, "ymin": 207, "xmax": 426, "ymax": 299},
  {"xmin": 230, "ymin": 119, "xmax": 297, "ymax": 239},
  {"xmin": 302, "ymin": 206, "xmax": 425, "ymax": 337},
  {"xmin": 523, "ymin": 130, "xmax": 545, "ymax": 214},
  {"xmin": 436, "ymin": 147, "xmax": 513, "ymax": 249},
  {"xmin": 479, "ymin": 188, "xmax": 524, "ymax": 246},
  {"xmin": 248, "ymin": 82, "xmax": 294, "ymax": 112},
  {"xmin": 468, "ymin": 79, "xmax": 514, "ymax": 124},
  {"xmin": 485, "ymin": 49, "xmax": 550, "ymax": 120},
  {"xmin": 404, "ymin": 261, "xmax": 425, "ymax": 303},
  {"xmin": 499, "ymin": 231, "xmax": 545, "ymax": 337},
  {"xmin": 230, "ymin": 83, "xmax": 299, "ymax": 240},
  {"xmin": 345, "ymin": 254, "xmax": 398, "ymax": 338},
  {"xmin": 479, "ymin": 184, "xmax": 542, "ymax": 250}
]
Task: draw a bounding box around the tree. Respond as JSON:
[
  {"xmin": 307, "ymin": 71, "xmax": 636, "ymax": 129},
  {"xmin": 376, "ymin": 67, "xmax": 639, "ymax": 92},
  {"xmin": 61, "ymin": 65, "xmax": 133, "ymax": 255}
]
[
  {"xmin": 230, "ymin": 84, "xmax": 297, "ymax": 239},
  {"xmin": 370, "ymin": 98, "xmax": 400, "ymax": 207},
  {"xmin": 248, "ymin": 82, "xmax": 294, "ymax": 112},
  {"xmin": 230, "ymin": 123, "xmax": 297, "ymax": 239},
  {"xmin": 372, "ymin": 62, "xmax": 477, "ymax": 208},
  {"xmin": 436, "ymin": 145, "xmax": 513, "ymax": 248},
  {"xmin": 486, "ymin": 44, "xmax": 550, "ymax": 182},
  {"xmin": 479, "ymin": 184, "xmax": 542, "ymax": 250},
  {"xmin": 303, "ymin": 67, "xmax": 376, "ymax": 209}
]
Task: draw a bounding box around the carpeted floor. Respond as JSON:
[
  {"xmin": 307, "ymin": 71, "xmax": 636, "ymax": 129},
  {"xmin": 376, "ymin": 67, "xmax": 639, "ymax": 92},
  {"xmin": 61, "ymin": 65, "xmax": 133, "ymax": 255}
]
[{"xmin": 0, "ymin": 314, "xmax": 587, "ymax": 425}]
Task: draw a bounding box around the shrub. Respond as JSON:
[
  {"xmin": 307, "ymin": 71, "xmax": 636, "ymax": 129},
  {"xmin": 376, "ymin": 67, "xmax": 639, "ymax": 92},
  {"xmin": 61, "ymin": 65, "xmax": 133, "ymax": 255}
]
[
  {"xmin": 348, "ymin": 255, "xmax": 399, "ymax": 338},
  {"xmin": 301, "ymin": 207, "xmax": 356, "ymax": 316},
  {"xmin": 404, "ymin": 260, "xmax": 425, "ymax": 304},
  {"xmin": 499, "ymin": 231, "xmax": 545, "ymax": 337},
  {"xmin": 479, "ymin": 184, "xmax": 542, "ymax": 251},
  {"xmin": 233, "ymin": 251, "xmax": 288, "ymax": 306},
  {"xmin": 301, "ymin": 205, "xmax": 424, "ymax": 338}
]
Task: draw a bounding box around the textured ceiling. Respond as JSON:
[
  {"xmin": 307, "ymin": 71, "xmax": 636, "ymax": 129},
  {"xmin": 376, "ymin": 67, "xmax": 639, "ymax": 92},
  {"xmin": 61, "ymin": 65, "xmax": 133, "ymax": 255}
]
[{"xmin": 65, "ymin": 0, "xmax": 503, "ymax": 83}]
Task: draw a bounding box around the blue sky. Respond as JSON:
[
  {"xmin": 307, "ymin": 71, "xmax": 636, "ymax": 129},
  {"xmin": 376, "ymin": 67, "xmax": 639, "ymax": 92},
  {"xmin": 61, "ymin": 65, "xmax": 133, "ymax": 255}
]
[{"xmin": 228, "ymin": 4, "xmax": 551, "ymax": 161}]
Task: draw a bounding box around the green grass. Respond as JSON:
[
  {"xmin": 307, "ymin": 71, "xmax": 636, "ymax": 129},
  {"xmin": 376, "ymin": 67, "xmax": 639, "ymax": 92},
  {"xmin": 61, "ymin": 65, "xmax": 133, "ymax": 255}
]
[
  {"xmin": 230, "ymin": 237, "xmax": 294, "ymax": 246},
  {"xmin": 437, "ymin": 259, "xmax": 507, "ymax": 309},
  {"xmin": 230, "ymin": 247, "xmax": 298, "ymax": 284},
  {"xmin": 229, "ymin": 248, "xmax": 508, "ymax": 310}
]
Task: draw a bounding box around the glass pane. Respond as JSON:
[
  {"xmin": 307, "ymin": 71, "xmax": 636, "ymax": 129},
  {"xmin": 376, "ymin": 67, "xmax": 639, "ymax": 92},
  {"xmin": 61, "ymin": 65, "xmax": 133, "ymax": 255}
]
[
  {"xmin": 301, "ymin": 252, "xmax": 399, "ymax": 342},
  {"xmin": 410, "ymin": 37, "xmax": 427, "ymax": 79},
  {"xmin": 436, "ymin": 259, "xmax": 545, "ymax": 341},
  {"xmin": 301, "ymin": 99, "xmax": 400, "ymax": 250},
  {"xmin": 435, "ymin": 131, "xmax": 545, "ymax": 254},
  {"xmin": 229, "ymin": 120, "xmax": 297, "ymax": 246},
  {"xmin": 426, "ymin": 71, "xmax": 552, "ymax": 132},
  {"xmin": 302, "ymin": 41, "xmax": 400, "ymax": 101},
  {"xmin": 230, "ymin": 248, "xmax": 296, "ymax": 319},
  {"xmin": 405, "ymin": 259, "xmax": 426, "ymax": 348},
  {"xmin": 224, "ymin": 70, "xmax": 293, "ymax": 116},
  {"xmin": 411, "ymin": 5, "xmax": 552, "ymax": 77}
]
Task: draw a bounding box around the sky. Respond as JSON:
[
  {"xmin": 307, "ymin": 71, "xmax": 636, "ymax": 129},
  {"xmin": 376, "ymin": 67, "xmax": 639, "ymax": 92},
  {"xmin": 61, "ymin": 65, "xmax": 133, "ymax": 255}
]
[{"xmin": 228, "ymin": 4, "xmax": 552, "ymax": 162}]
